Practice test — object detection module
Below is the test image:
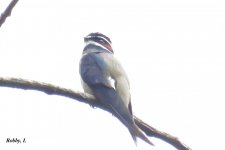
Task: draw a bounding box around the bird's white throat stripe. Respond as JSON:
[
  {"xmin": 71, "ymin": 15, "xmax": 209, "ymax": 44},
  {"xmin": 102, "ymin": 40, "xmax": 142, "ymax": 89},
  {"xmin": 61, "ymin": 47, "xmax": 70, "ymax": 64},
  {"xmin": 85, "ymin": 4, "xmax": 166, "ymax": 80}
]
[
  {"xmin": 86, "ymin": 35, "xmax": 111, "ymax": 45},
  {"xmin": 86, "ymin": 41, "xmax": 112, "ymax": 53}
]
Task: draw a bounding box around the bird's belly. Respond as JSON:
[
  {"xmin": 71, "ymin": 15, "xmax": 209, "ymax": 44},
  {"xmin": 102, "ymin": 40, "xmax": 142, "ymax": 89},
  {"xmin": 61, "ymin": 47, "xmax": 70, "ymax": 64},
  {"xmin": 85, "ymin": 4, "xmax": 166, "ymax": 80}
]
[{"xmin": 115, "ymin": 77, "xmax": 130, "ymax": 107}]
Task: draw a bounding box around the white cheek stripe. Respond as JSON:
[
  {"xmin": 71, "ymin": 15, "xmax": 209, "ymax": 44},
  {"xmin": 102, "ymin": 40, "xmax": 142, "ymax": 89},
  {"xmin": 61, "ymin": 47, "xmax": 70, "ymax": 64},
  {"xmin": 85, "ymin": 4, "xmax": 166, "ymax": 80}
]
[
  {"xmin": 86, "ymin": 35, "xmax": 111, "ymax": 46},
  {"xmin": 86, "ymin": 41, "xmax": 113, "ymax": 53}
]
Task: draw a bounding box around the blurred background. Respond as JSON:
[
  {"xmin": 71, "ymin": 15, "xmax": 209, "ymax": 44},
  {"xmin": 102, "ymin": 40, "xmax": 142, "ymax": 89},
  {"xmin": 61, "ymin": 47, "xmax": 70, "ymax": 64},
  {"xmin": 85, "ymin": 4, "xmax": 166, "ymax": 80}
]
[{"xmin": 0, "ymin": 0, "xmax": 224, "ymax": 149}]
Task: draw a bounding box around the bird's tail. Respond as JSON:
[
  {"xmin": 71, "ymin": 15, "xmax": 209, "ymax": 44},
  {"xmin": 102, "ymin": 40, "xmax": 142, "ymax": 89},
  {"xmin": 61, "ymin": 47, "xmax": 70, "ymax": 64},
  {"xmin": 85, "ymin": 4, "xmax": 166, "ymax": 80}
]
[
  {"xmin": 109, "ymin": 104, "xmax": 154, "ymax": 146},
  {"xmin": 128, "ymin": 123, "xmax": 154, "ymax": 146}
]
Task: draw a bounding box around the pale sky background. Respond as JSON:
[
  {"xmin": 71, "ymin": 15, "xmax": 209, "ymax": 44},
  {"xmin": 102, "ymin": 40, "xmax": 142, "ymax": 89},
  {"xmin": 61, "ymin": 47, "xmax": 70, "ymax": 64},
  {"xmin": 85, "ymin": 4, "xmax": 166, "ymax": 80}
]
[{"xmin": 0, "ymin": 0, "xmax": 224, "ymax": 149}]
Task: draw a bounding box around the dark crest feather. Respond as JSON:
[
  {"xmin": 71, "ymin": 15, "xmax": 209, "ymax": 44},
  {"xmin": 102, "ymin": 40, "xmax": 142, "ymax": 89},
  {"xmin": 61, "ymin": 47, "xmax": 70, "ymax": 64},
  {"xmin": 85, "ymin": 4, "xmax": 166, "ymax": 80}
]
[{"xmin": 85, "ymin": 32, "xmax": 112, "ymax": 44}]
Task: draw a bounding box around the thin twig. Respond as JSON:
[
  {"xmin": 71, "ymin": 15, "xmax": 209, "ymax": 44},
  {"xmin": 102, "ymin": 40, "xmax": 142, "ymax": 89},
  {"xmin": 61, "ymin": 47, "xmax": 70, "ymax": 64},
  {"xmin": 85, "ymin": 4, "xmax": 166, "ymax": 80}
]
[
  {"xmin": 0, "ymin": 77, "xmax": 191, "ymax": 150},
  {"xmin": 0, "ymin": 0, "xmax": 19, "ymax": 27}
]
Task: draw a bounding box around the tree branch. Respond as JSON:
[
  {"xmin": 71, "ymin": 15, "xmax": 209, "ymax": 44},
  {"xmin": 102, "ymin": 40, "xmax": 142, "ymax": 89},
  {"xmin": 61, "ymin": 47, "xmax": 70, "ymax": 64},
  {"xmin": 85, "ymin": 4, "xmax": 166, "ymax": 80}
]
[
  {"xmin": 0, "ymin": 0, "xmax": 19, "ymax": 27},
  {"xmin": 0, "ymin": 77, "xmax": 191, "ymax": 150},
  {"xmin": 134, "ymin": 117, "xmax": 191, "ymax": 150}
]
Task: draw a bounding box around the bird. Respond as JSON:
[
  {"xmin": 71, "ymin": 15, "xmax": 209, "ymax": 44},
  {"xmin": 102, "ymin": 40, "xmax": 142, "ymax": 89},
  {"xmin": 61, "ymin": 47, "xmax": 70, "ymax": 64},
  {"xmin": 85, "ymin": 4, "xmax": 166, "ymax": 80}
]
[{"xmin": 79, "ymin": 32, "xmax": 153, "ymax": 146}]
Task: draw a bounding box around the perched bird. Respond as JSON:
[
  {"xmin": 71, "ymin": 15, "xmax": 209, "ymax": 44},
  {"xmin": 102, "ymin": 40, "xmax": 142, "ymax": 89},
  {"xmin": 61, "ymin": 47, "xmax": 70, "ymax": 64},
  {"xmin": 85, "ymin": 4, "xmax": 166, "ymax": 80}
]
[{"xmin": 79, "ymin": 32, "xmax": 153, "ymax": 145}]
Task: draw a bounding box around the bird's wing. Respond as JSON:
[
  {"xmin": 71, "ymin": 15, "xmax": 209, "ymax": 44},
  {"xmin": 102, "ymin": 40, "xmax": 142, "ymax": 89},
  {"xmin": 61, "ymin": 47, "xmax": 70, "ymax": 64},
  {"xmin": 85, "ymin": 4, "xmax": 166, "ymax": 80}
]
[
  {"xmin": 79, "ymin": 53, "xmax": 134, "ymax": 125},
  {"xmin": 79, "ymin": 53, "xmax": 153, "ymax": 145},
  {"xmin": 98, "ymin": 53, "xmax": 133, "ymax": 115}
]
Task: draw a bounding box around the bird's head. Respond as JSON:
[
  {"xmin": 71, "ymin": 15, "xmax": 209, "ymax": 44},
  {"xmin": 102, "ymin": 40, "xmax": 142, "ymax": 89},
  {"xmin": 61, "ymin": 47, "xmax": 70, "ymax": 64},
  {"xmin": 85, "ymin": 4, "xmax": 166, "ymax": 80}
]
[{"xmin": 84, "ymin": 32, "xmax": 114, "ymax": 53}]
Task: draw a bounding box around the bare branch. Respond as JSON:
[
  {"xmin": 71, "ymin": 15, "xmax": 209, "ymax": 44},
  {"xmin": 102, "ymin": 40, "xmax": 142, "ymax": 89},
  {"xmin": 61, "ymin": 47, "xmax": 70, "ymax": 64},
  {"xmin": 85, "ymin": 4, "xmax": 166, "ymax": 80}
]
[
  {"xmin": 134, "ymin": 117, "xmax": 191, "ymax": 150},
  {"xmin": 0, "ymin": 0, "xmax": 19, "ymax": 27},
  {"xmin": 0, "ymin": 77, "xmax": 191, "ymax": 150}
]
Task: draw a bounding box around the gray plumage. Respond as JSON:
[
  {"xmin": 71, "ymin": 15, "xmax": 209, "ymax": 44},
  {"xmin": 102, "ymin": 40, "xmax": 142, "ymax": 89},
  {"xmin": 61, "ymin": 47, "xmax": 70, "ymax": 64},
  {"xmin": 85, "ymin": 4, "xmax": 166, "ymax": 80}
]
[{"xmin": 79, "ymin": 32, "xmax": 153, "ymax": 146}]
